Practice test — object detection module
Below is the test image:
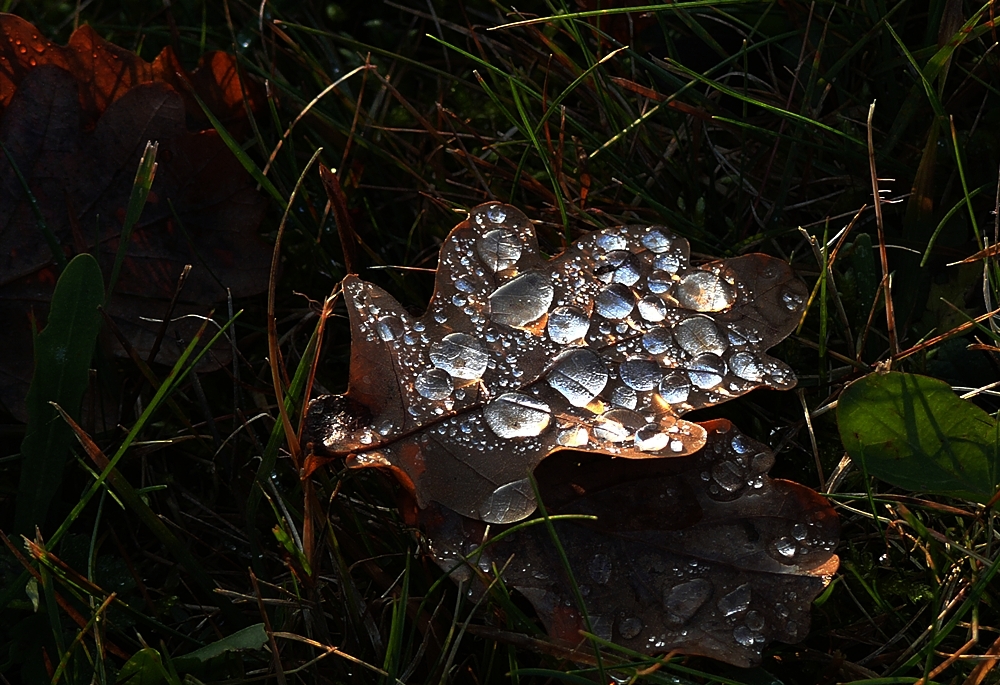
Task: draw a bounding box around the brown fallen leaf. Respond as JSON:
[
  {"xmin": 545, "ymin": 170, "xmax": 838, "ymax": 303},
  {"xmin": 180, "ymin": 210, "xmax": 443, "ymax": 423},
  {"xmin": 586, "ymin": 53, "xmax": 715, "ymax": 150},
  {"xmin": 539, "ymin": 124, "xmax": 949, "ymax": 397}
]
[
  {"xmin": 413, "ymin": 419, "xmax": 840, "ymax": 667},
  {"xmin": 303, "ymin": 202, "xmax": 809, "ymax": 523},
  {"xmin": 0, "ymin": 16, "xmax": 270, "ymax": 418}
]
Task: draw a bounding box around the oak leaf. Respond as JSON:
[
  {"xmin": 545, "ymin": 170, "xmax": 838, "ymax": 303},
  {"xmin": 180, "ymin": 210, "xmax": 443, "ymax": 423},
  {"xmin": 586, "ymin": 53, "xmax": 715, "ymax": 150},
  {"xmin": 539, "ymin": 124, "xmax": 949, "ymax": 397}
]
[
  {"xmin": 0, "ymin": 15, "xmax": 270, "ymax": 418},
  {"xmin": 303, "ymin": 203, "xmax": 809, "ymax": 523},
  {"xmin": 414, "ymin": 419, "xmax": 839, "ymax": 667}
]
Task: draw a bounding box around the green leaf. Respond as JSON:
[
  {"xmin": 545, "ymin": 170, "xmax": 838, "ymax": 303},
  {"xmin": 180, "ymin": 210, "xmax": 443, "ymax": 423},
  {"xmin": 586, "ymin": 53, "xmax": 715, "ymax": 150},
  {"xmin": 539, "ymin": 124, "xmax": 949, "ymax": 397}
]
[
  {"xmin": 173, "ymin": 624, "xmax": 267, "ymax": 671},
  {"xmin": 837, "ymin": 372, "xmax": 1000, "ymax": 503},
  {"xmin": 14, "ymin": 253, "xmax": 104, "ymax": 535},
  {"xmin": 116, "ymin": 648, "xmax": 172, "ymax": 685}
]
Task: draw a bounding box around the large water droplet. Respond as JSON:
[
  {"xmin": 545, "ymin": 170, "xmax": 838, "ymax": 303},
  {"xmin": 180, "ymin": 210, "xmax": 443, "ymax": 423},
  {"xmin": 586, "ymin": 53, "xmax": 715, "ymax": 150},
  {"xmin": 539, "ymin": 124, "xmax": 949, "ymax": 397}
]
[
  {"xmin": 663, "ymin": 578, "xmax": 712, "ymax": 626},
  {"xmin": 618, "ymin": 616, "xmax": 643, "ymax": 639},
  {"xmin": 547, "ymin": 306, "xmax": 590, "ymax": 344},
  {"xmin": 654, "ymin": 253, "xmax": 681, "ymax": 273},
  {"xmin": 674, "ymin": 317, "xmax": 728, "ymax": 356},
  {"xmin": 489, "ymin": 272, "xmax": 553, "ymax": 327},
  {"xmin": 484, "ymin": 393, "xmax": 551, "ymax": 438},
  {"xmin": 642, "ymin": 327, "xmax": 672, "ymax": 355},
  {"xmin": 547, "ymin": 349, "xmax": 608, "ymax": 407},
  {"xmin": 596, "ymin": 250, "xmax": 641, "ymax": 286},
  {"xmin": 610, "ymin": 385, "xmax": 638, "ymax": 409},
  {"xmin": 477, "ymin": 229, "xmax": 521, "ymax": 271},
  {"xmin": 658, "ymin": 372, "xmax": 691, "ymax": 404},
  {"xmin": 675, "ymin": 271, "xmax": 736, "ymax": 312},
  {"xmin": 638, "ymin": 296, "xmax": 667, "ymax": 322},
  {"xmin": 687, "ymin": 354, "xmax": 726, "ymax": 389},
  {"xmin": 718, "ymin": 583, "xmax": 751, "ymax": 616},
  {"xmin": 729, "ymin": 351, "xmax": 764, "ymax": 381},
  {"xmin": 590, "ymin": 553, "xmax": 612, "ymax": 584},
  {"xmin": 430, "ymin": 333, "xmax": 489, "ymax": 380},
  {"xmin": 619, "ymin": 358, "xmax": 663, "ymax": 391},
  {"xmin": 642, "ymin": 229, "xmax": 673, "ymax": 253},
  {"xmin": 376, "ymin": 315, "xmax": 404, "ymax": 341},
  {"xmin": 712, "ymin": 461, "xmax": 745, "ymax": 493},
  {"xmin": 558, "ymin": 426, "xmax": 589, "ymax": 446},
  {"xmin": 593, "ymin": 408, "xmax": 643, "ymax": 442},
  {"xmin": 415, "ymin": 368, "xmax": 454, "ymax": 400},
  {"xmin": 733, "ymin": 625, "xmax": 755, "ymax": 647},
  {"xmin": 775, "ymin": 537, "xmax": 796, "ymax": 558},
  {"xmin": 647, "ymin": 270, "xmax": 673, "ymax": 295},
  {"xmin": 486, "ymin": 204, "xmax": 507, "ymax": 223},
  {"xmin": 595, "ymin": 231, "xmax": 627, "ymax": 251},
  {"xmin": 746, "ymin": 610, "xmax": 765, "ymax": 631},
  {"xmin": 594, "ymin": 284, "xmax": 636, "ymax": 319},
  {"xmin": 478, "ymin": 478, "xmax": 536, "ymax": 523},
  {"xmin": 636, "ymin": 424, "xmax": 669, "ymax": 451}
]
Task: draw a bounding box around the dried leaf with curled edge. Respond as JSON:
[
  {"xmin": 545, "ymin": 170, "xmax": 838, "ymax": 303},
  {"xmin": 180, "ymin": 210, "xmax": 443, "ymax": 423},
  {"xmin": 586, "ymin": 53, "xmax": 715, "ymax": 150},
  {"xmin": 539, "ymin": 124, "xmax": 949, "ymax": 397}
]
[
  {"xmin": 303, "ymin": 203, "xmax": 809, "ymax": 523},
  {"xmin": 412, "ymin": 420, "xmax": 840, "ymax": 667}
]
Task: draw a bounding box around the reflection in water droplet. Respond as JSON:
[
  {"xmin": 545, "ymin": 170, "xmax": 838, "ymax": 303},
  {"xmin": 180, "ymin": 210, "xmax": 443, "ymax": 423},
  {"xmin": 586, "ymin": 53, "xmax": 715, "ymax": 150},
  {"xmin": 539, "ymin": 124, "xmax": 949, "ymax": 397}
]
[
  {"xmin": 547, "ymin": 349, "xmax": 608, "ymax": 407},
  {"xmin": 687, "ymin": 354, "xmax": 726, "ymax": 389},
  {"xmin": 638, "ymin": 296, "xmax": 667, "ymax": 322},
  {"xmin": 484, "ymin": 393, "xmax": 551, "ymax": 438},
  {"xmin": 595, "ymin": 283, "xmax": 636, "ymax": 319},
  {"xmin": 376, "ymin": 315, "xmax": 404, "ymax": 341},
  {"xmin": 658, "ymin": 373, "xmax": 691, "ymax": 404},
  {"xmin": 733, "ymin": 625, "xmax": 755, "ymax": 647},
  {"xmin": 663, "ymin": 578, "xmax": 712, "ymax": 626},
  {"xmin": 489, "ymin": 272, "xmax": 554, "ymax": 327},
  {"xmin": 729, "ymin": 351, "xmax": 764, "ymax": 381},
  {"xmin": 620, "ymin": 358, "xmax": 663, "ymax": 391},
  {"xmin": 611, "ymin": 385, "xmax": 638, "ymax": 409},
  {"xmin": 477, "ymin": 229, "xmax": 521, "ymax": 271},
  {"xmin": 415, "ymin": 368, "xmax": 454, "ymax": 400},
  {"xmin": 636, "ymin": 424, "xmax": 669, "ymax": 451},
  {"xmin": 718, "ymin": 583, "xmax": 751, "ymax": 616},
  {"xmin": 430, "ymin": 333, "xmax": 489, "ymax": 380},
  {"xmin": 590, "ymin": 553, "xmax": 612, "ymax": 584},
  {"xmin": 478, "ymin": 478, "xmax": 536, "ymax": 523},
  {"xmin": 547, "ymin": 306, "xmax": 590, "ymax": 344},
  {"xmin": 593, "ymin": 408, "xmax": 642, "ymax": 442},
  {"xmin": 674, "ymin": 317, "xmax": 728, "ymax": 357},
  {"xmin": 642, "ymin": 229, "xmax": 672, "ymax": 253},
  {"xmin": 647, "ymin": 270, "xmax": 673, "ymax": 294},
  {"xmin": 675, "ymin": 271, "xmax": 736, "ymax": 312},
  {"xmin": 776, "ymin": 537, "xmax": 796, "ymax": 557},
  {"xmin": 486, "ymin": 204, "xmax": 507, "ymax": 223},
  {"xmin": 618, "ymin": 616, "xmax": 643, "ymax": 639}
]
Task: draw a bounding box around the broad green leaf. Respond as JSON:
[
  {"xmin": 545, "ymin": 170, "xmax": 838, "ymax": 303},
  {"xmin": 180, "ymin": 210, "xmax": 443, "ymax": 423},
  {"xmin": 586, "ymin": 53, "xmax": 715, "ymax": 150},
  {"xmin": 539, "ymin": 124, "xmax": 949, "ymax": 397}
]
[
  {"xmin": 116, "ymin": 648, "xmax": 172, "ymax": 685},
  {"xmin": 173, "ymin": 624, "xmax": 267, "ymax": 670},
  {"xmin": 14, "ymin": 253, "xmax": 104, "ymax": 535},
  {"xmin": 837, "ymin": 372, "xmax": 1000, "ymax": 503}
]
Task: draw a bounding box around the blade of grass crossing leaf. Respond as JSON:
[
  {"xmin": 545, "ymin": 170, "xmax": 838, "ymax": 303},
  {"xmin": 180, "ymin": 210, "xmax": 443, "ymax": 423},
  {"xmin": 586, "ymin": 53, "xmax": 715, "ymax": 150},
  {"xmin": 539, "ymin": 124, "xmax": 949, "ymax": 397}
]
[
  {"xmin": 0, "ymin": 139, "xmax": 65, "ymax": 270},
  {"xmin": 107, "ymin": 141, "xmax": 157, "ymax": 301},
  {"xmin": 14, "ymin": 254, "xmax": 103, "ymax": 536}
]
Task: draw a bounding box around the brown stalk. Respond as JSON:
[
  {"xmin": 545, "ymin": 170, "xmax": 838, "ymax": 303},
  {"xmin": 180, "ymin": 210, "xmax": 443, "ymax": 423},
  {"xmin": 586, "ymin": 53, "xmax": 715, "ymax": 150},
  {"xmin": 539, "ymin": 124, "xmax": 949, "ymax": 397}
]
[
  {"xmin": 319, "ymin": 164, "xmax": 358, "ymax": 276},
  {"xmin": 867, "ymin": 102, "xmax": 899, "ymax": 356},
  {"xmin": 963, "ymin": 632, "xmax": 1000, "ymax": 685},
  {"xmin": 250, "ymin": 570, "xmax": 287, "ymax": 685}
]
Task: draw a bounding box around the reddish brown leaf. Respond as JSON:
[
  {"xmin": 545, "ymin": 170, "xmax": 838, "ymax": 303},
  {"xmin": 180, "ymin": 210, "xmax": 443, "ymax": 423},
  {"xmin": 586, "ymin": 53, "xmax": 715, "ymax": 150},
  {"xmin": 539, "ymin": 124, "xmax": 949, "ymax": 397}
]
[
  {"xmin": 414, "ymin": 419, "xmax": 839, "ymax": 667},
  {"xmin": 303, "ymin": 203, "xmax": 809, "ymax": 523},
  {"xmin": 0, "ymin": 17, "xmax": 270, "ymax": 418}
]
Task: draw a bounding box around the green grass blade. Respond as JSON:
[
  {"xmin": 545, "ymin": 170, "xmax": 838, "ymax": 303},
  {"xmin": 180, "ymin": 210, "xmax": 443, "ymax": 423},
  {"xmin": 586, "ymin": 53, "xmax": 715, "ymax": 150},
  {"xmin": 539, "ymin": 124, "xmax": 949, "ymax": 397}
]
[{"xmin": 106, "ymin": 141, "xmax": 158, "ymax": 302}]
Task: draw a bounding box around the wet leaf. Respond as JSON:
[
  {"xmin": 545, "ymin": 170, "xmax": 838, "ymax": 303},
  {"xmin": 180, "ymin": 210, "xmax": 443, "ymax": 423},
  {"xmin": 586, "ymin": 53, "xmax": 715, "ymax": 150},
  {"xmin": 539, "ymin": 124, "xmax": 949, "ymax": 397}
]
[
  {"xmin": 414, "ymin": 419, "xmax": 840, "ymax": 667},
  {"xmin": 304, "ymin": 202, "xmax": 809, "ymax": 523},
  {"xmin": 0, "ymin": 16, "xmax": 270, "ymax": 418},
  {"xmin": 838, "ymin": 371, "xmax": 1000, "ymax": 503}
]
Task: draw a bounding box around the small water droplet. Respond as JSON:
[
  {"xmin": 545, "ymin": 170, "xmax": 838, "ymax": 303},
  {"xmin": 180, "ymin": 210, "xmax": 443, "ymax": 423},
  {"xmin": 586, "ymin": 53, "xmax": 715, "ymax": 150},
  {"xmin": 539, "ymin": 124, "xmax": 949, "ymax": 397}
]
[
  {"xmin": 718, "ymin": 583, "xmax": 751, "ymax": 616},
  {"xmin": 595, "ymin": 283, "xmax": 636, "ymax": 319},
  {"xmin": 636, "ymin": 424, "xmax": 669, "ymax": 451},
  {"xmin": 620, "ymin": 358, "xmax": 663, "ymax": 391},
  {"xmin": 746, "ymin": 610, "xmax": 765, "ymax": 631},
  {"xmin": 733, "ymin": 625, "xmax": 755, "ymax": 647},
  {"xmin": 675, "ymin": 271, "xmax": 735, "ymax": 312},
  {"xmin": 658, "ymin": 372, "xmax": 691, "ymax": 404},
  {"xmin": 376, "ymin": 315, "xmax": 404, "ymax": 341},
  {"xmin": 618, "ymin": 616, "xmax": 643, "ymax": 639},
  {"xmin": 776, "ymin": 537, "xmax": 796, "ymax": 557},
  {"xmin": 792, "ymin": 523, "xmax": 807, "ymax": 541},
  {"xmin": 674, "ymin": 317, "xmax": 728, "ymax": 357},
  {"xmin": 415, "ymin": 368, "xmax": 454, "ymax": 400},
  {"xmin": 489, "ymin": 272, "xmax": 553, "ymax": 327},
  {"xmin": 546, "ymin": 305, "xmax": 590, "ymax": 344},
  {"xmin": 595, "ymin": 231, "xmax": 627, "ymax": 251},
  {"xmin": 478, "ymin": 478, "xmax": 535, "ymax": 523},
  {"xmin": 610, "ymin": 385, "xmax": 638, "ymax": 409},
  {"xmin": 486, "ymin": 204, "xmax": 507, "ymax": 223},
  {"xmin": 647, "ymin": 270, "xmax": 673, "ymax": 295},
  {"xmin": 782, "ymin": 290, "xmax": 804, "ymax": 310},
  {"xmin": 663, "ymin": 578, "xmax": 712, "ymax": 626},
  {"xmin": 547, "ymin": 349, "xmax": 608, "ymax": 407},
  {"xmin": 558, "ymin": 426, "xmax": 589, "ymax": 446},
  {"xmin": 589, "ymin": 553, "xmax": 612, "ymax": 584},
  {"xmin": 484, "ymin": 393, "xmax": 551, "ymax": 438},
  {"xmin": 593, "ymin": 408, "xmax": 643, "ymax": 442},
  {"xmin": 477, "ymin": 229, "xmax": 521, "ymax": 271},
  {"xmin": 711, "ymin": 461, "xmax": 745, "ymax": 493},
  {"xmin": 654, "ymin": 253, "xmax": 681, "ymax": 273},
  {"xmin": 430, "ymin": 333, "xmax": 489, "ymax": 380},
  {"xmin": 642, "ymin": 229, "xmax": 673, "ymax": 253},
  {"xmin": 596, "ymin": 250, "xmax": 641, "ymax": 286}
]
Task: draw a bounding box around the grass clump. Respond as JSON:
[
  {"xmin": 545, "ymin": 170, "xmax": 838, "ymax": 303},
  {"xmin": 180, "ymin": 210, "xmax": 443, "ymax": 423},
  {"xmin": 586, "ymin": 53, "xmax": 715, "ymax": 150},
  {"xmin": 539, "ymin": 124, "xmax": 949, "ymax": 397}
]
[{"xmin": 2, "ymin": 0, "xmax": 1000, "ymax": 683}]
